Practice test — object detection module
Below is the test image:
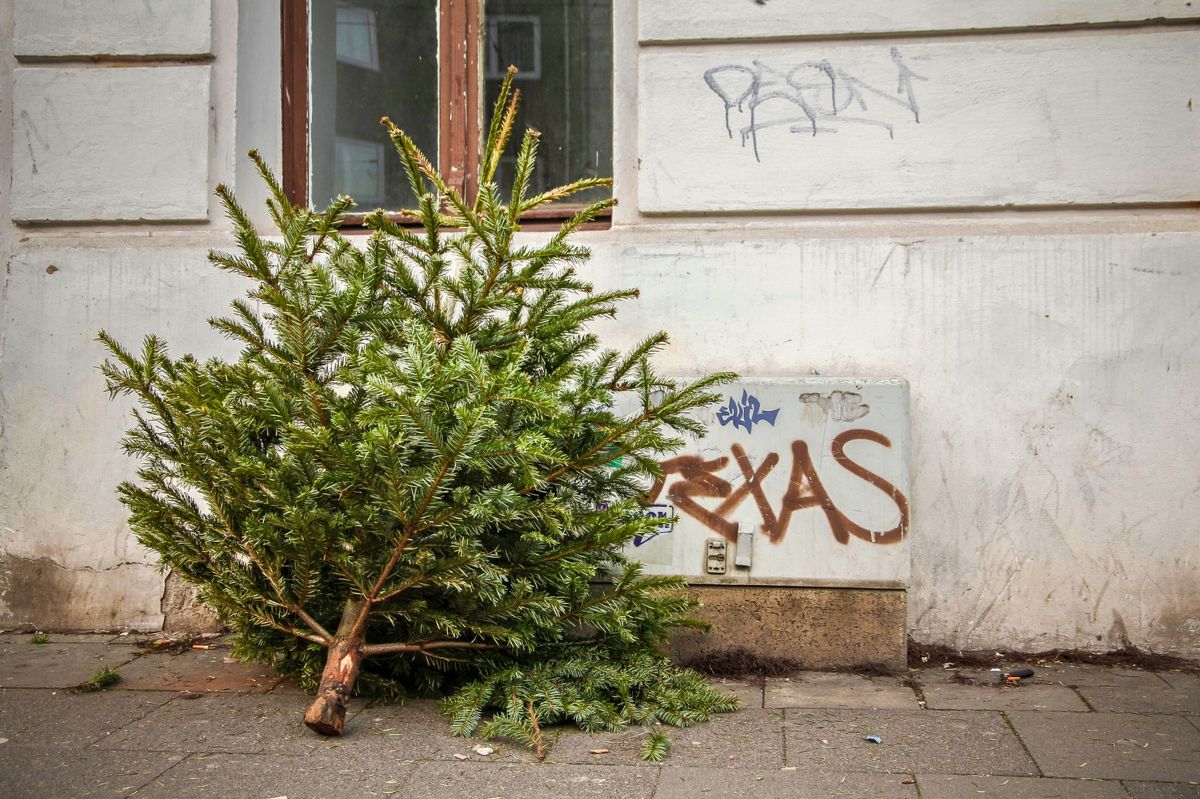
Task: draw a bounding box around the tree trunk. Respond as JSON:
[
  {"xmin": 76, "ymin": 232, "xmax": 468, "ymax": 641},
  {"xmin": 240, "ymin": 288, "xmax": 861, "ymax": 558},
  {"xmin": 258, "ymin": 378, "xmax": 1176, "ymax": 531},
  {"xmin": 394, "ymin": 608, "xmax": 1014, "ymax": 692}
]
[{"xmin": 303, "ymin": 599, "xmax": 367, "ymax": 736}]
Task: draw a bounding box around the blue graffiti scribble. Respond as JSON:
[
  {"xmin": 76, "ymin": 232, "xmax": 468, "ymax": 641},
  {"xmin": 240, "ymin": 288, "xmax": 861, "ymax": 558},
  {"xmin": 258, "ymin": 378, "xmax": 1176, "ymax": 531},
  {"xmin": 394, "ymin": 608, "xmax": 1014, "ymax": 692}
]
[
  {"xmin": 634, "ymin": 504, "xmax": 676, "ymax": 547},
  {"xmin": 716, "ymin": 390, "xmax": 780, "ymax": 434}
]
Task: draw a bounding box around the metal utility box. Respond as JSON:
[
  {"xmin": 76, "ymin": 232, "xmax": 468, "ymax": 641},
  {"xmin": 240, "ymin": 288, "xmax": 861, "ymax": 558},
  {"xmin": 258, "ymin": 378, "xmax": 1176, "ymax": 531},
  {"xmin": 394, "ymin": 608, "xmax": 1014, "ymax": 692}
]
[{"xmin": 623, "ymin": 378, "xmax": 911, "ymax": 589}]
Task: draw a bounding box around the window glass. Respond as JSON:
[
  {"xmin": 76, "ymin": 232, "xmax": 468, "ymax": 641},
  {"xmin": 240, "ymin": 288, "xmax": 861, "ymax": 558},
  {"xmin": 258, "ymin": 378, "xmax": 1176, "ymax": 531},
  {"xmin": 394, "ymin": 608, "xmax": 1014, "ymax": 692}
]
[
  {"xmin": 311, "ymin": 0, "xmax": 438, "ymax": 210},
  {"xmin": 484, "ymin": 0, "xmax": 612, "ymax": 204},
  {"xmin": 306, "ymin": 1, "xmax": 612, "ymax": 213},
  {"xmin": 334, "ymin": 137, "xmax": 387, "ymax": 205}
]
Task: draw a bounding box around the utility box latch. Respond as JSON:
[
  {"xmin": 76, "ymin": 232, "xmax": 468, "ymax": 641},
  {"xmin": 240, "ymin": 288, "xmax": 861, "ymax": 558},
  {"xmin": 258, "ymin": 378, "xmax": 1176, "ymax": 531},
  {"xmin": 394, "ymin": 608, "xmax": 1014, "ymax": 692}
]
[{"xmin": 735, "ymin": 522, "xmax": 753, "ymax": 568}]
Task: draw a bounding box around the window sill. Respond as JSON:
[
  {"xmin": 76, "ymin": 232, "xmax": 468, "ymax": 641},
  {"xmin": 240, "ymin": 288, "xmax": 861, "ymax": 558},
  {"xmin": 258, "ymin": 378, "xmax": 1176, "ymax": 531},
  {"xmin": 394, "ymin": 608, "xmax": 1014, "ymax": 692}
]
[{"xmin": 336, "ymin": 205, "xmax": 612, "ymax": 232}]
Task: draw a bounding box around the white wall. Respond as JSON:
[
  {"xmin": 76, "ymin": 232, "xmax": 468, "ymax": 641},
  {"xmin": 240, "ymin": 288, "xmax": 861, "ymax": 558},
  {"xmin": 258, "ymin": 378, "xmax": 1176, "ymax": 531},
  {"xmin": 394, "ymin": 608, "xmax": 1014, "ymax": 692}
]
[
  {"xmin": 583, "ymin": 231, "xmax": 1200, "ymax": 655},
  {"xmin": 0, "ymin": 0, "xmax": 268, "ymax": 630},
  {"xmin": 1, "ymin": 1, "xmax": 1197, "ymax": 655}
]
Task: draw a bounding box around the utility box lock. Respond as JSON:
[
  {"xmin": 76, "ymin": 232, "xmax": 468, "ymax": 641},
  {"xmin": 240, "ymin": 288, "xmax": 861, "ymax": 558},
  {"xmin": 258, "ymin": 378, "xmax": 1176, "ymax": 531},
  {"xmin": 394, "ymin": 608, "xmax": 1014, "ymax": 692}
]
[{"xmin": 705, "ymin": 539, "xmax": 727, "ymax": 575}]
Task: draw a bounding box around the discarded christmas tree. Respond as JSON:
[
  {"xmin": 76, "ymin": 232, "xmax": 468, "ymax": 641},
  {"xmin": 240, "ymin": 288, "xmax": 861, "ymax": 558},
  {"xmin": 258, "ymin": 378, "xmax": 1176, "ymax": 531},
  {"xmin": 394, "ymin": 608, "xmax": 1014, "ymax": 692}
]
[{"xmin": 100, "ymin": 70, "xmax": 737, "ymax": 759}]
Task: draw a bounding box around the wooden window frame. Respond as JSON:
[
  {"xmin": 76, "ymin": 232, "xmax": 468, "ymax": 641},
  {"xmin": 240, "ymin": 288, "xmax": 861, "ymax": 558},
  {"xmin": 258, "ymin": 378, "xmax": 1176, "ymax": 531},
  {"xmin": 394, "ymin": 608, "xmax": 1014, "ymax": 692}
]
[{"xmin": 280, "ymin": 0, "xmax": 610, "ymax": 230}]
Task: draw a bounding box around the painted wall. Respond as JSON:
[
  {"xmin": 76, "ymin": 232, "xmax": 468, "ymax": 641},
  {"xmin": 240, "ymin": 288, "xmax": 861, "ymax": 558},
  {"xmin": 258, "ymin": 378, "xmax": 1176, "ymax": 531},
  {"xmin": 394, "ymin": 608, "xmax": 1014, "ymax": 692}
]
[{"xmin": 1, "ymin": 1, "xmax": 1197, "ymax": 656}]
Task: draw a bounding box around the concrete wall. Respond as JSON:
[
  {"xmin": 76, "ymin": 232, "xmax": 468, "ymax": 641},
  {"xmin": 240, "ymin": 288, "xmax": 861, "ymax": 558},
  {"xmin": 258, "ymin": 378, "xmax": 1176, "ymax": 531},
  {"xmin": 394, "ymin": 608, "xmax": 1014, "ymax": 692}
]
[{"xmin": 1, "ymin": 1, "xmax": 1198, "ymax": 656}]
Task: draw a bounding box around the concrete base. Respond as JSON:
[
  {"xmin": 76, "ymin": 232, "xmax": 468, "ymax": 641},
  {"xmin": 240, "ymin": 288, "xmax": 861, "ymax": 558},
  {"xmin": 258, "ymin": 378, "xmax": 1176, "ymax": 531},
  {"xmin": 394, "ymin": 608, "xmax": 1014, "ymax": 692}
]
[{"xmin": 669, "ymin": 585, "xmax": 907, "ymax": 671}]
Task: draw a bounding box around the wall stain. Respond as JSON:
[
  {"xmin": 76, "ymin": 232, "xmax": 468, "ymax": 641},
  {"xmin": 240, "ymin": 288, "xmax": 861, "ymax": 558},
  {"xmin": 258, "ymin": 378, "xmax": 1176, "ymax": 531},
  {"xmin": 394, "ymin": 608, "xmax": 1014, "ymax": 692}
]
[{"xmin": 0, "ymin": 553, "xmax": 159, "ymax": 630}]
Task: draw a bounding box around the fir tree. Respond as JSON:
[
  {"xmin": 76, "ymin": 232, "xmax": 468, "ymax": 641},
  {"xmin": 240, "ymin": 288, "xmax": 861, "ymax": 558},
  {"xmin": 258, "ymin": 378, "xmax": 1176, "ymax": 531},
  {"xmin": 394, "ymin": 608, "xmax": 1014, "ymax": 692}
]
[{"xmin": 100, "ymin": 70, "xmax": 737, "ymax": 758}]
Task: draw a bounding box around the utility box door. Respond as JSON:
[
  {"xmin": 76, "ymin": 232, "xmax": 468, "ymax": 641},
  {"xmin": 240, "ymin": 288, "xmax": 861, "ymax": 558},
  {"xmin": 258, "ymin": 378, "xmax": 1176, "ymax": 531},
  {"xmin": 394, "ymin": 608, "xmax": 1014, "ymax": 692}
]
[{"xmin": 623, "ymin": 378, "xmax": 911, "ymax": 588}]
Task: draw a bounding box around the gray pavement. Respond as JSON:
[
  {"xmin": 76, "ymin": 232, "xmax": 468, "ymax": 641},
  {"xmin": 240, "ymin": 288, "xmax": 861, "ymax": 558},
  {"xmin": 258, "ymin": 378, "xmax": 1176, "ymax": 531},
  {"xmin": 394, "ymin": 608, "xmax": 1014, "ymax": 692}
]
[{"xmin": 0, "ymin": 633, "xmax": 1198, "ymax": 798}]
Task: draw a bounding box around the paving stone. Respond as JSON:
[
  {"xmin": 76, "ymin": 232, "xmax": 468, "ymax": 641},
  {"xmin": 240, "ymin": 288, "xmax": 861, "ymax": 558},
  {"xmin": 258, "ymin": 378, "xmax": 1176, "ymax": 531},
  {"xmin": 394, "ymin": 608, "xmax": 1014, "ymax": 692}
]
[
  {"xmin": 310, "ymin": 698, "xmax": 549, "ymax": 764},
  {"xmin": 0, "ymin": 745, "xmax": 183, "ymax": 799},
  {"xmin": 268, "ymin": 676, "xmax": 308, "ymax": 695},
  {"xmin": 654, "ymin": 767, "xmax": 918, "ymax": 798},
  {"xmin": 918, "ymin": 774, "xmax": 1129, "ymax": 798},
  {"xmin": 397, "ymin": 760, "xmax": 659, "ymax": 799},
  {"xmin": 0, "ymin": 642, "xmax": 140, "ymax": 688},
  {"xmin": 1157, "ymin": 672, "xmax": 1200, "ymax": 691},
  {"xmin": 922, "ymin": 664, "xmax": 1176, "ymax": 690},
  {"xmin": 115, "ymin": 649, "xmax": 283, "ymax": 693},
  {"xmin": 5, "ymin": 637, "xmax": 1198, "ymax": 799},
  {"xmin": 911, "ymin": 668, "xmax": 1004, "ymax": 685},
  {"xmin": 917, "ymin": 668, "xmax": 1044, "ymax": 686},
  {"xmin": 0, "ymin": 688, "xmax": 174, "ymax": 748},
  {"xmin": 0, "ymin": 689, "xmax": 42, "ymax": 737},
  {"xmin": 1075, "ymin": 682, "xmax": 1199, "ymax": 714},
  {"xmin": 766, "ymin": 673, "xmax": 920, "ymax": 710},
  {"xmin": 0, "ymin": 633, "xmax": 124, "ymax": 644},
  {"xmin": 1032, "ymin": 665, "xmax": 1173, "ymax": 689},
  {"xmin": 919, "ymin": 665, "xmax": 1167, "ymax": 690},
  {"xmin": 550, "ymin": 709, "xmax": 784, "ymax": 770},
  {"xmin": 784, "ymin": 709, "xmax": 1038, "ymax": 775},
  {"xmin": 129, "ymin": 752, "xmax": 415, "ymax": 799},
  {"xmin": 1121, "ymin": 781, "xmax": 1200, "ymax": 798},
  {"xmin": 709, "ymin": 677, "xmax": 763, "ymax": 709},
  {"xmin": 1139, "ymin": 672, "xmax": 1200, "ymax": 714},
  {"xmin": 1008, "ymin": 711, "xmax": 1200, "ymax": 782},
  {"xmin": 98, "ymin": 693, "xmax": 363, "ymax": 756},
  {"xmin": 921, "ymin": 681, "xmax": 1089, "ymax": 712}
]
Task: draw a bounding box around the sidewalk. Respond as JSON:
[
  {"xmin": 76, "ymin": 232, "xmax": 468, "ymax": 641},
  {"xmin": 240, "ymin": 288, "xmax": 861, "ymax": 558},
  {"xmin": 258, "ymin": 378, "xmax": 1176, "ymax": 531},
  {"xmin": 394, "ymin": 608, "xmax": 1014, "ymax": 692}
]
[{"xmin": 1, "ymin": 634, "xmax": 1197, "ymax": 798}]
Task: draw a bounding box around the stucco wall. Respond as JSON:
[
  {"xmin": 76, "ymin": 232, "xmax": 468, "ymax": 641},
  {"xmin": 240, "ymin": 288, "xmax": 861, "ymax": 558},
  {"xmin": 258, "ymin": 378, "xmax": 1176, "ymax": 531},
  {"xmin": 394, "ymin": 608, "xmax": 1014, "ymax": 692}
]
[
  {"xmin": 0, "ymin": 0, "xmax": 267, "ymax": 630},
  {"xmin": 1, "ymin": 1, "xmax": 1197, "ymax": 655}
]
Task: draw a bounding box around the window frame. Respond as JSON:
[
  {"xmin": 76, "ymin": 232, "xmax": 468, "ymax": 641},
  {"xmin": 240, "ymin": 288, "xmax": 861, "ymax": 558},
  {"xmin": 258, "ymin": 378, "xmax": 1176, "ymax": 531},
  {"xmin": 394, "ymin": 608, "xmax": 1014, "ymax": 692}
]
[{"xmin": 280, "ymin": 0, "xmax": 610, "ymax": 229}]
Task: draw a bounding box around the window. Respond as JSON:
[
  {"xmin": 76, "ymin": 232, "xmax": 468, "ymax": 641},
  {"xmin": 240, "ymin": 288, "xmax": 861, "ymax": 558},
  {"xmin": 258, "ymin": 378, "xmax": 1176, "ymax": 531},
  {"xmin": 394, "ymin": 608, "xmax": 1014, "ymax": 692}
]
[{"xmin": 282, "ymin": 0, "xmax": 613, "ymax": 223}]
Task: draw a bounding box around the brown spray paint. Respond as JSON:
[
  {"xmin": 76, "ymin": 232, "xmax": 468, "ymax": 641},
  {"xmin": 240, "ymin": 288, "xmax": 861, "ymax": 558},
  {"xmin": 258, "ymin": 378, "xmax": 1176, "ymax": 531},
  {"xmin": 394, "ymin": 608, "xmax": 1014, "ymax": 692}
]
[{"xmin": 647, "ymin": 428, "xmax": 908, "ymax": 545}]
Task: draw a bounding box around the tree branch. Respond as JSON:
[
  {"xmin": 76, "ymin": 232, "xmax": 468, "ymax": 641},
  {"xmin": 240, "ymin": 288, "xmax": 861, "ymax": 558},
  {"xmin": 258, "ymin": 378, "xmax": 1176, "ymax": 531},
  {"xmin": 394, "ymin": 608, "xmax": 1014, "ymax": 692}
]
[
  {"xmin": 528, "ymin": 699, "xmax": 546, "ymax": 761},
  {"xmin": 353, "ymin": 453, "xmax": 456, "ymax": 642},
  {"xmin": 374, "ymin": 553, "xmax": 476, "ymax": 603},
  {"xmin": 292, "ymin": 606, "xmax": 334, "ymax": 643},
  {"xmin": 360, "ymin": 640, "xmax": 495, "ymax": 656},
  {"xmin": 252, "ymin": 611, "xmax": 328, "ymax": 646}
]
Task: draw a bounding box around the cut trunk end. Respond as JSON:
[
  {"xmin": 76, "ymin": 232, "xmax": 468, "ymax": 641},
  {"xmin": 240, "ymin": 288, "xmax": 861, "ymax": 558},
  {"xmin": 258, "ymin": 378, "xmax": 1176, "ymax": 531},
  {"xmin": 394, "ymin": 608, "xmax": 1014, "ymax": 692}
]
[{"xmin": 303, "ymin": 636, "xmax": 364, "ymax": 736}]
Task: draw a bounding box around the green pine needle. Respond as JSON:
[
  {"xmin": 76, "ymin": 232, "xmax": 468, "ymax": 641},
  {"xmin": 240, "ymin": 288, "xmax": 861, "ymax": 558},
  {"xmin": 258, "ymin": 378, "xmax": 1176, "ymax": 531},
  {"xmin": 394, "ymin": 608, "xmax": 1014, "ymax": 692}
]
[
  {"xmin": 73, "ymin": 666, "xmax": 121, "ymax": 693},
  {"xmin": 640, "ymin": 729, "xmax": 671, "ymax": 762}
]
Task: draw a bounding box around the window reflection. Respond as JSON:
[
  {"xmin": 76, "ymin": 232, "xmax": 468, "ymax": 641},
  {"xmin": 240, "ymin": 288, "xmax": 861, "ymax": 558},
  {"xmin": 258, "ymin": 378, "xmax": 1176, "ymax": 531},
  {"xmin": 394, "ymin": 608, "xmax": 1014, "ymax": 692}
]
[
  {"xmin": 484, "ymin": 0, "xmax": 613, "ymax": 204},
  {"xmin": 311, "ymin": 0, "xmax": 438, "ymax": 210}
]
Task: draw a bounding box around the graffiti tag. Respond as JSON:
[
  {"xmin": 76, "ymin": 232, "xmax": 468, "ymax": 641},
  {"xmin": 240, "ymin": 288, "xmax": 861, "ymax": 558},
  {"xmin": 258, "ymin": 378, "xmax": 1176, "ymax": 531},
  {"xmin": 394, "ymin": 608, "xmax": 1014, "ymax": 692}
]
[
  {"xmin": 798, "ymin": 390, "xmax": 870, "ymax": 422},
  {"xmin": 647, "ymin": 429, "xmax": 908, "ymax": 546},
  {"xmin": 716, "ymin": 389, "xmax": 780, "ymax": 434},
  {"xmin": 703, "ymin": 48, "xmax": 927, "ymax": 161},
  {"xmin": 634, "ymin": 504, "xmax": 677, "ymax": 547}
]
